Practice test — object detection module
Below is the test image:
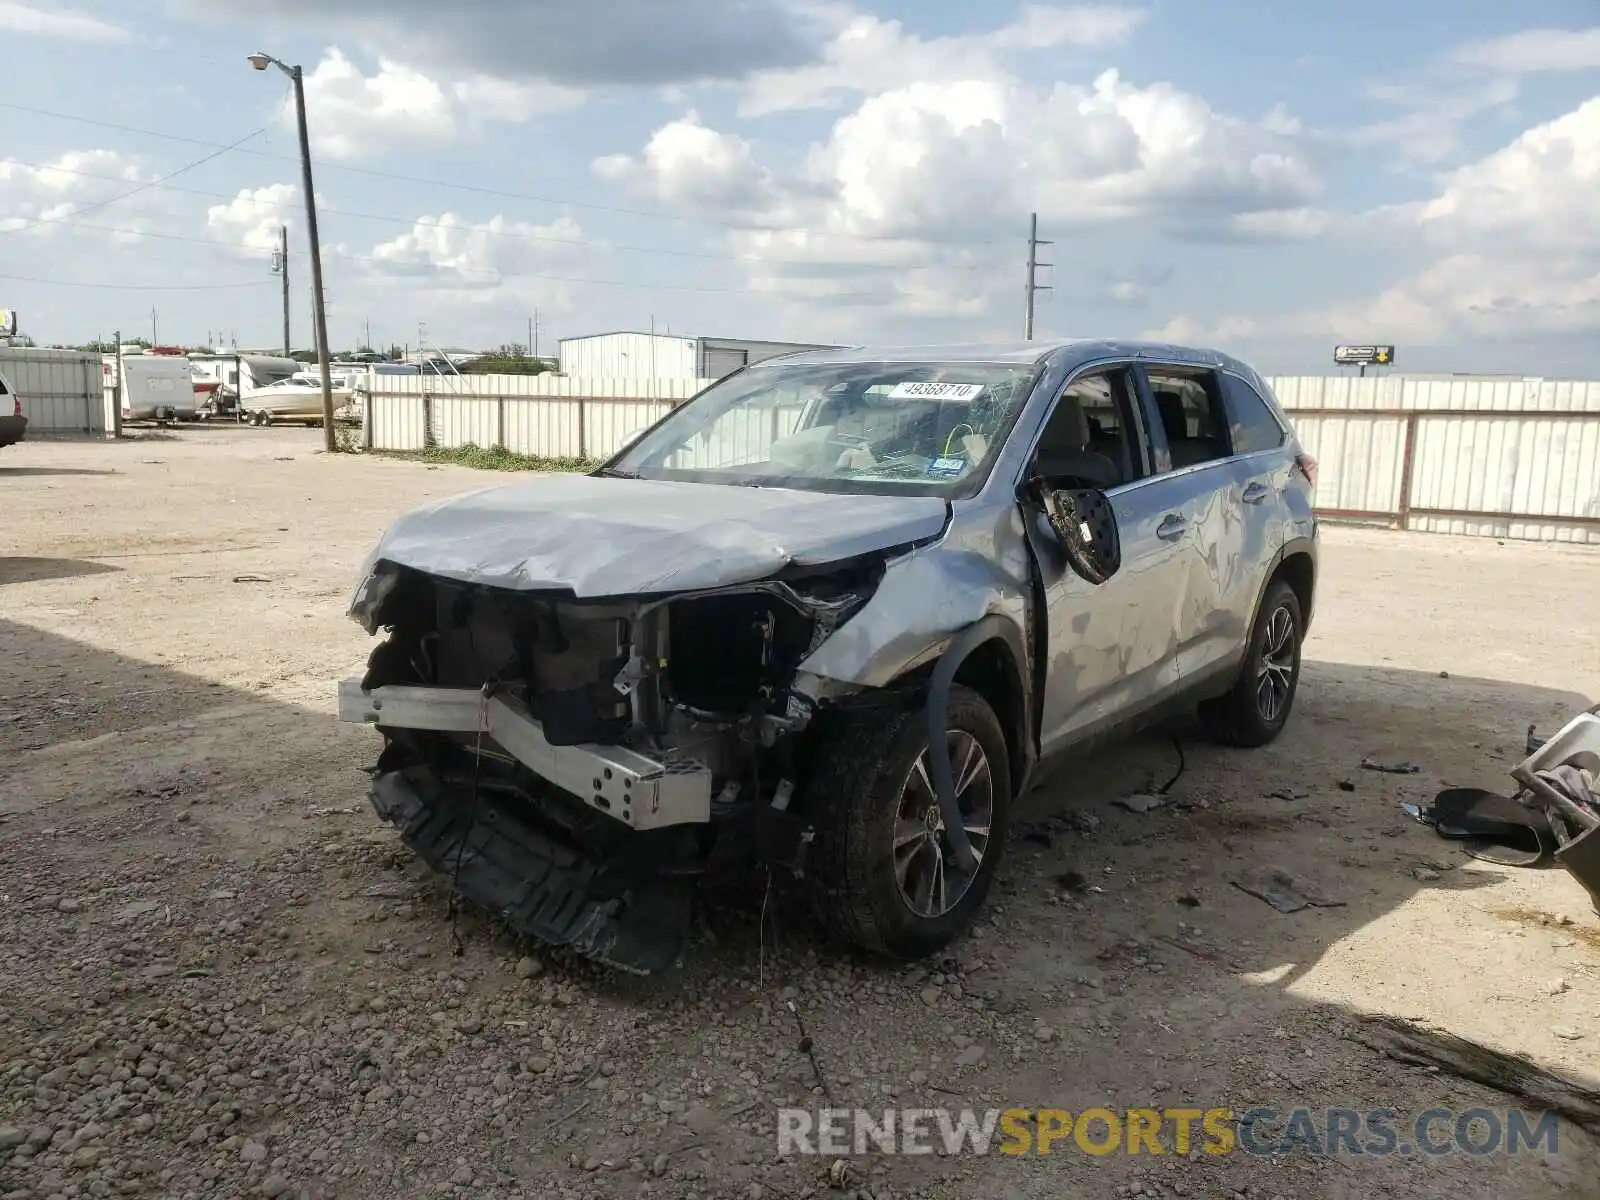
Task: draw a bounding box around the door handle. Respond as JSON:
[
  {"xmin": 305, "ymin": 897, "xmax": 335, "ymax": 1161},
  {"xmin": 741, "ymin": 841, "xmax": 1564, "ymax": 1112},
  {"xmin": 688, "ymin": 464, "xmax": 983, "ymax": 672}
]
[
  {"xmin": 1157, "ymin": 513, "xmax": 1188, "ymax": 541},
  {"xmin": 1241, "ymin": 482, "xmax": 1269, "ymax": 505}
]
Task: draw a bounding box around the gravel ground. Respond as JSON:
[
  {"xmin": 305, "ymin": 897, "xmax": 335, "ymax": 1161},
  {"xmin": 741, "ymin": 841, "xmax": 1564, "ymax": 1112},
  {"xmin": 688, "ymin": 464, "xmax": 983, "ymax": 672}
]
[{"xmin": 2, "ymin": 426, "xmax": 1599, "ymax": 1200}]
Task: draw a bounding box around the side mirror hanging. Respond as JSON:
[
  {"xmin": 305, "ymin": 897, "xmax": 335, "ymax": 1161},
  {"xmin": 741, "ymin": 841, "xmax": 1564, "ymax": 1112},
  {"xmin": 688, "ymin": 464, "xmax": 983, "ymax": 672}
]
[{"xmin": 1027, "ymin": 477, "xmax": 1122, "ymax": 585}]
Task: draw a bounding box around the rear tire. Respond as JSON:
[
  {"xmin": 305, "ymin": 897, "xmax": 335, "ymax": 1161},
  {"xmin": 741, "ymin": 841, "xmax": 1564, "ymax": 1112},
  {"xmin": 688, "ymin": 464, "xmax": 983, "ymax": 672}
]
[
  {"xmin": 1199, "ymin": 579, "xmax": 1303, "ymax": 748},
  {"xmin": 804, "ymin": 683, "xmax": 1011, "ymax": 960}
]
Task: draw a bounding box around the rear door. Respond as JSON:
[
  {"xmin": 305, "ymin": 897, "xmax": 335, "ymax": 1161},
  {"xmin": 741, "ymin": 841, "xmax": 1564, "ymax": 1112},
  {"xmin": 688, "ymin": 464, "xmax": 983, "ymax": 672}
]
[
  {"xmin": 1024, "ymin": 365, "xmax": 1189, "ymax": 753},
  {"xmin": 1132, "ymin": 364, "xmax": 1280, "ymax": 683},
  {"xmin": 1217, "ymin": 369, "xmax": 1294, "ymax": 593}
]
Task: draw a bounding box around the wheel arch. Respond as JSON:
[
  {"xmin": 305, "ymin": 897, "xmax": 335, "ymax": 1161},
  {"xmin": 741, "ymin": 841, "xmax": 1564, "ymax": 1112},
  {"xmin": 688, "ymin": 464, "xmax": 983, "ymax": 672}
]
[
  {"xmin": 1270, "ymin": 538, "xmax": 1316, "ymax": 634},
  {"xmin": 891, "ymin": 614, "xmax": 1033, "ymax": 805}
]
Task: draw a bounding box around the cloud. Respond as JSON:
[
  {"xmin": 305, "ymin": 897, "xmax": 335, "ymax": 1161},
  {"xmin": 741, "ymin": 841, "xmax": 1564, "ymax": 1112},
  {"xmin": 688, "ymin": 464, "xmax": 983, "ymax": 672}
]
[
  {"xmin": 1156, "ymin": 97, "xmax": 1600, "ymax": 347},
  {"xmin": 596, "ymin": 69, "xmax": 1317, "ymax": 321},
  {"xmin": 205, "ymin": 184, "xmax": 300, "ymax": 254},
  {"xmin": 737, "ymin": 3, "xmax": 1146, "ymax": 116},
  {"xmin": 355, "ymin": 213, "xmax": 603, "ymax": 310},
  {"xmin": 1348, "ymin": 75, "xmax": 1521, "ymax": 164},
  {"xmin": 1350, "ymin": 26, "xmax": 1600, "ymax": 166},
  {"xmin": 594, "ymin": 113, "xmax": 783, "ymax": 214},
  {"xmin": 1451, "ymin": 27, "xmax": 1600, "ymax": 74},
  {"xmin": 286, "ymin": 48, "xmax": 584, "ymax": 161},
  {"xmin": 0, "ymin": 151, "xmax": 174, "ymax": 240},
  {"xmin": 0, "ymin": 1, "xmax": 131, "ymax": 41},
  {"xmin": 180, "ymin": 0, "xmax": 818, "ymax": 86}
]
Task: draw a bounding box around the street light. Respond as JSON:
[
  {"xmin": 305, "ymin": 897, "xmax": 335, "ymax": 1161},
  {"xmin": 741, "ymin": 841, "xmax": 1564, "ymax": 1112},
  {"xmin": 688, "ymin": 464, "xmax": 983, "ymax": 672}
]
[{"xmin": 249, "ymin": 50, "xmax": 337, "ymax": 452}]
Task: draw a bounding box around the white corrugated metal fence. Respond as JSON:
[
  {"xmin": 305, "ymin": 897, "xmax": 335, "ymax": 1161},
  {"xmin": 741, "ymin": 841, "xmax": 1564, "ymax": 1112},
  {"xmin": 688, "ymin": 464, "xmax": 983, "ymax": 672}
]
[
  {"xmin": 359, "ymin": 372, "xmax": 1600, "ymax": 545},
  {"xmin": 0, "ymin": 347, "xmax": 105, "ymax": 437}
]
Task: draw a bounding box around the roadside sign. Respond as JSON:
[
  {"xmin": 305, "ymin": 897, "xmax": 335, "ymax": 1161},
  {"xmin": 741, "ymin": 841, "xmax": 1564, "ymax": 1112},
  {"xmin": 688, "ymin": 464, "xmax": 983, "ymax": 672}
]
[
  {"xmin": 0, "ymin": 309, "xmax": 15, "ymax": 336},
  {"xmin": 1334, "ymin": 344, "xmax": 1395, "ymax": 366}
]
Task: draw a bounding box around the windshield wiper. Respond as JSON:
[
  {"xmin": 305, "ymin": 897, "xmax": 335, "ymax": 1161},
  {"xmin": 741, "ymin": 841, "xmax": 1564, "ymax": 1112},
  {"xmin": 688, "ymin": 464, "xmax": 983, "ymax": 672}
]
[{"xmin": 594, "ymin": 466, "xmax": 639, "ymax": 479}]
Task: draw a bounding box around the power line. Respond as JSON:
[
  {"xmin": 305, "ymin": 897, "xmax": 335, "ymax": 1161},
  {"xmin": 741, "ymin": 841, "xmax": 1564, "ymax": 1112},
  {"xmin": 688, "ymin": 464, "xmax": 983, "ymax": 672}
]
[
  {"xmin": 0, "ymin": 271, "xmax": 276, "ymax": 291},
  {"xmin": 5, "ymin": 161, "xmax": 1001, "ymax": 272},
  {"xmin": 7, "ymin": 214, "xmax": 900, "ymax": 300},
  {"xmin": 0, "ymin": 126, "xmax": 270, "ymax": 235},
  {"xmin": 21, "ymin": 212, "xmax": 998, "ymax": 302},
  {"xmin": 0, "ymin": 99, "xmax": 1010, "ymax": 248}
]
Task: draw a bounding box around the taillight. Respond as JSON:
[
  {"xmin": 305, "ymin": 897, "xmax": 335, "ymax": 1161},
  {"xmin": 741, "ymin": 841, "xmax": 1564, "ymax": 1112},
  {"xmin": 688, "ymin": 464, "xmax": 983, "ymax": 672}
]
[
  {"xmin": 1294, "ymin": 453, "xmax": 1318, "ymax": 487},
  {"xmin": 11, "ymin": 397, "xmax": 19, "ymax": 418}
]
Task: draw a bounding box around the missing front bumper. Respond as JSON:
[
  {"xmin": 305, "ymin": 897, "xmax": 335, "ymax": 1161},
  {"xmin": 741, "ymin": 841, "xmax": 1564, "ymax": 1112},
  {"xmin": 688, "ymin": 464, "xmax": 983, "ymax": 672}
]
[
  {"xmin": 337, "ymin": 679, "xmax": 712, "ymax": 828},
  {"xmin": 368, "ymin": 765, "xmax": 693, "ymax": 973}
]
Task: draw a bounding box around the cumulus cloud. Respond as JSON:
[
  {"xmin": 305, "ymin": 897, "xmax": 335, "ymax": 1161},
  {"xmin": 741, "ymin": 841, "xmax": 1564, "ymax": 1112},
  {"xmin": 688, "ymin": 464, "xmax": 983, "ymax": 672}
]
[
  {"xmin": 1155, "ymin": 97, "xmax": 1600, "ymax": 347},
  {"xmin": 594, "ymin": 114, "xmax": 785, "ymax": 215},
  {"xmin": 595, "ymin": 68, "xmax": 1318, "ymax": 319},
  {"xmin": 0, "ymin": 1, "xmax": 131, "ymax": 41},
  {"xmin": 0, "ymin": 151, "xmax": 176, "ymax": 241},
  {"xmin": 284, "ymin": 48, "xmax": 583, "ymax": 161},
  {"xmin": 177, "ymin": 0, "xmax": 817, "ymax": 86},
  {"xmin": 737, "ymin": 3, "xmax": 1146, "ymax": 116},
  {"xmin": 205, "ymin": 183, "xmax": 300, "ymax": 254},
  {"xmin": 357, "ymin": 212, "xmax": 601, "ymax": 294}
]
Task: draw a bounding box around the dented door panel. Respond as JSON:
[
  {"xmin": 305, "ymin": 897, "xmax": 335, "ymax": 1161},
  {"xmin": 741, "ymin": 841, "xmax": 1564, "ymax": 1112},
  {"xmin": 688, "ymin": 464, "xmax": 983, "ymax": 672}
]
[{"xmin": 1034, "ymin": 479, "xmax": 1186, "ymax": 756}]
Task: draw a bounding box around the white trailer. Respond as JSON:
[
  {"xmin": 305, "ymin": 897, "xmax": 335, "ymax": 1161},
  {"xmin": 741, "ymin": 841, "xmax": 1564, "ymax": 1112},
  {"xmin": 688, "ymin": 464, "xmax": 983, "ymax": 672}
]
[{"xmin": 104, "ymin": 351, "xmax": 196, "ymax": 422}]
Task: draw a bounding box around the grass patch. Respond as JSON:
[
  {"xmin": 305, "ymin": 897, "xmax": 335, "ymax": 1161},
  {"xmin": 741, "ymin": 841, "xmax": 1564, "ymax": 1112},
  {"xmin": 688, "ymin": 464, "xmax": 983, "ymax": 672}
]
[{"xmin": 376, "ymin": 442, "xmax": 601, "ymax": 473}]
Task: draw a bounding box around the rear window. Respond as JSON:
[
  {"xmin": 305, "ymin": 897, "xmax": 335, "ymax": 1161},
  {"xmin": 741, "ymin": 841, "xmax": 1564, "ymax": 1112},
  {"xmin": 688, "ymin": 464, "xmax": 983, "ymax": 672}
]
[{"xmin": 1219, "ymin": 374, "xmax": 1287, "ymax": 455}]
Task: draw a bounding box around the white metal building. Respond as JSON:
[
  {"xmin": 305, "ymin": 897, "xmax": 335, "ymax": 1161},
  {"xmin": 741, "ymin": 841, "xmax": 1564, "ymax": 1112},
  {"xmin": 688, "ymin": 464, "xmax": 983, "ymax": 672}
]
[{"xmin": 557, "ymin": 332, "xmax": 840, "ymax": 381}]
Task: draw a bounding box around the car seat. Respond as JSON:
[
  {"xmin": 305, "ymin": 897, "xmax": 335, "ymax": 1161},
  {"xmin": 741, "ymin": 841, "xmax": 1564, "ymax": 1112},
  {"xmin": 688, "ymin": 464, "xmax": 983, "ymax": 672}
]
[{"xmin": 1035, "ymin": 395, "xmax": 1120, "ymax": 489}]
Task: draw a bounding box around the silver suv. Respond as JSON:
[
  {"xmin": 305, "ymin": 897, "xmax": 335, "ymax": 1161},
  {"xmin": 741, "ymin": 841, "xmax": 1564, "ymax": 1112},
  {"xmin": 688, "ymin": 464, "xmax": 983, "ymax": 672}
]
[{"xmin": 340, "ymin": 339, "xmax": 1318, "ymax": 972}]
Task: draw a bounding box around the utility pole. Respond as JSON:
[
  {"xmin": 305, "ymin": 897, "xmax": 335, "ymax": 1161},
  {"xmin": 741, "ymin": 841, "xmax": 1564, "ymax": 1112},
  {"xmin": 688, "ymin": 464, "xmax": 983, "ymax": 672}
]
[
  {"xmin": 533, "ymin": 308, "xmax": 540, "ymax": 358},
  {"xmin": 111, "ymin": 328, "xmax": 123, "ymax": 439},
  {"xmin": 1023, "ymin": 212, "xmax": 1052, "ymax": 341},
  {"xmin": 277, "ymin": 224, "xmax": 291, "ymax": 356},
  {"xmin": 248, "ymin": 51, "xmax": 336, "ymax": 450},
  {"xmin": 151, "ymin": 307, "xmax": 158, "ymax": 346}
]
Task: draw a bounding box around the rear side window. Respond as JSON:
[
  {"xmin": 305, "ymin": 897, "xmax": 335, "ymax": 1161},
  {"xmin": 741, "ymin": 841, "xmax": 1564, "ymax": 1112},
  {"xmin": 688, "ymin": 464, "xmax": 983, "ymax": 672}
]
[
  {"xmin": 1220, "ymin": 374, "xmax": 1286, "ymax": 455},
  {"xmin": 1144, "ymin": 369, "xmax": 1230, "ymax": 469},
  {"xmin": 0, "ymin": 376, "xmax": 8, "ymax": 395}
]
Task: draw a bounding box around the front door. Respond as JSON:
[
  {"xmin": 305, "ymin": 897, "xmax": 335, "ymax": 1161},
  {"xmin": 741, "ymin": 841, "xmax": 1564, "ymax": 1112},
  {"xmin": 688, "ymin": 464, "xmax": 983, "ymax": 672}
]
[{"xmin": 1023, "ymin": 366, "xmax": 1189, "ymax": 756}]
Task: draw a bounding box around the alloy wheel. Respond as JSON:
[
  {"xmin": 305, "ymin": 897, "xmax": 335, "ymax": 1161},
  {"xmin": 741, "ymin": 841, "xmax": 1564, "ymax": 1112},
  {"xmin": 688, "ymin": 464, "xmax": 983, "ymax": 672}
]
[
  {"xmin": 892, "ymin": 730, "xmax": 994, "ymax": 918},
  {"xmin": 1255, "ymin": 604, "xmax": 1298, "ymax": 723}
]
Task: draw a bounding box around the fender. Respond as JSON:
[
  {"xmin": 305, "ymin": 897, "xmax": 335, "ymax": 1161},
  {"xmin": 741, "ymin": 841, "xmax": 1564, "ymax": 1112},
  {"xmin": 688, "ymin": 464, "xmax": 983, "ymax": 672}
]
[
  {"xmin": 925, "ymin": 613, "xmax": 1031, "ymax": 872},
  {"xmin": 1264, "ymin": 535, "xmax": 1317, "ymax": 633}
]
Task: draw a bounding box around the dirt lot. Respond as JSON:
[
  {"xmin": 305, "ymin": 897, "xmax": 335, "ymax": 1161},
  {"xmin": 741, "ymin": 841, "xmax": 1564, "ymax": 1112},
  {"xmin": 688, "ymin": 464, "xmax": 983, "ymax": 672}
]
[{"xmin": 2, "ymin": 425, "xmax": 1599, "ymax": 1200}]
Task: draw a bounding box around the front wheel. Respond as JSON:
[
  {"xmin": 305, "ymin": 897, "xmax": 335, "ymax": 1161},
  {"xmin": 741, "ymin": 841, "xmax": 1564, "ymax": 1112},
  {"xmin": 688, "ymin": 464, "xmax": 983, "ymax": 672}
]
[
  {"xmin": 1199, "ymin": 578, "xmax": 1304, "ymax": 747},
  {"xmin": 804, "ymin": 683, "xmax": 1011, "ymax": 960}
]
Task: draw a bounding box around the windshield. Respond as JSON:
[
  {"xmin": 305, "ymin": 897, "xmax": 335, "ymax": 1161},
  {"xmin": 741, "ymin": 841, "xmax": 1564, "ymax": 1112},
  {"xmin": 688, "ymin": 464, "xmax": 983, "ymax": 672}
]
[{"xmin": 608, "ymin": 359, "xmax": 1038, "ymax": 495}]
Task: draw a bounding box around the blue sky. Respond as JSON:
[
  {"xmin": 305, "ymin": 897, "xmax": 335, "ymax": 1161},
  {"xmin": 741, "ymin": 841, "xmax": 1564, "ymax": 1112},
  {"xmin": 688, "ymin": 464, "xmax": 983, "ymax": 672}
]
[{"xmin": 1, "ymin": 0, "xmax": 1596, "ymax": 374}]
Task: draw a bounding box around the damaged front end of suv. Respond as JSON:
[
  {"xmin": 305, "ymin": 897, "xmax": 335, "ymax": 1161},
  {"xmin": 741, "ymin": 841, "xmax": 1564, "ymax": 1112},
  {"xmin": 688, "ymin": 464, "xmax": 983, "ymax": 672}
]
[
  {"xmin": 343, "ymin": 538, "xmax": 901, "ymax": 971},
  {"xmin": 337, "ymin": 351, "xmax": 1072, "ymax": 974}
]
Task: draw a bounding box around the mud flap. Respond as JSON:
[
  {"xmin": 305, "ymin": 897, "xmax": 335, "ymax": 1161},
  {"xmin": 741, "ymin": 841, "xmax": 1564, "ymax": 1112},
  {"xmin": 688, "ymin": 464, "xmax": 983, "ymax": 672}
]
[{"xmin": 370, "ymin": 768, "xmax": 691, "ymax": 974}]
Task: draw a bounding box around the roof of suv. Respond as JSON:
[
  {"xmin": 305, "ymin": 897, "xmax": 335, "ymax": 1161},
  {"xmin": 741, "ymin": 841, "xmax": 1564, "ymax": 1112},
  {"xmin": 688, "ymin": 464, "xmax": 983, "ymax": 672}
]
[{"xmin": 756, "ymin": 338, "xmax": 1257, "ymax": 375}]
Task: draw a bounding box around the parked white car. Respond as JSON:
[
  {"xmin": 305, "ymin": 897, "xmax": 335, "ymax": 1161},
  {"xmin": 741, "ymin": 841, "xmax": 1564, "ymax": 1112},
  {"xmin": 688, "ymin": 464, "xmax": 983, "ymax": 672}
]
[{"xmin": 0, "ymin": 367, "xmax": 24, "ymax": 448}]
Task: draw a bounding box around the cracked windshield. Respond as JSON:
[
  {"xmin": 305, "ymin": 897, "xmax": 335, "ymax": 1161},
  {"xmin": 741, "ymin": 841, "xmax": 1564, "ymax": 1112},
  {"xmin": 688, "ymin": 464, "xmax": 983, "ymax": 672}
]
[{"xmin": 613, "ymin": 361, "xmax": 1036, "ymax": 489}]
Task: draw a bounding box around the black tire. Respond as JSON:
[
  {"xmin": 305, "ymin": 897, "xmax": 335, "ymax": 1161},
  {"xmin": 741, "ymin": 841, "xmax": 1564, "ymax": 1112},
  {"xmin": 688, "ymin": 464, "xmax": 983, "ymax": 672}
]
[
  {"xmin": 1199, "ymin": 578, "xmax": 1304, "ymax": 748},
  {"xmin": 803, "ymin": 683, "xmax": 1011, "ymax": 960}
]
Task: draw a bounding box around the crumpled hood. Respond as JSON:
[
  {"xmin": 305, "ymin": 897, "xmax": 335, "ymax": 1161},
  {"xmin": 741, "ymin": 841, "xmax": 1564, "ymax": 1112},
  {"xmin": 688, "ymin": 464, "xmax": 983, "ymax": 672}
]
[{"xmin": 362, "ymin": 473, "xmax": 950, "ymax": 597}]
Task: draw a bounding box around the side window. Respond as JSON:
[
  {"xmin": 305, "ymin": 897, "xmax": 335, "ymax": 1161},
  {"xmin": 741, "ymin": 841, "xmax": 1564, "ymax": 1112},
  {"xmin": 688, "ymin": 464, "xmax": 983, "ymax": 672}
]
[
  {"xmin": 1033, "ymin": 369, "xmax": 1147, "ymax": 490},
  {"xmin": 0, "ymin": 376, "xmax": 8, "ymax": 395},
  {"xmin": 1220, "ymin": 374, "xmax": 1286, "ymax": 455},
  {"xmin": 1144, "ymin": 369, "xmax": 1230, "ymax": 470}
]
